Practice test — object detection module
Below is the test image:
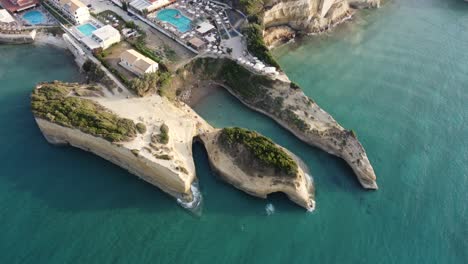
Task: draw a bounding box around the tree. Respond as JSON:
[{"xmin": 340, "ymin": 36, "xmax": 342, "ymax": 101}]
[{"xmin": 129, "ymin": 72, "xmax": 160, "ymax": 96}]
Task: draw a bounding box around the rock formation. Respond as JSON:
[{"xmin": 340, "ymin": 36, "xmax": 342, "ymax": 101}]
[
  {"xmin": 32, "ymin": 82, "xmax": 316, "ymax": 210},
  {"xmin": 199, "ymin": 128, "xmax": 315, "ymax": 210},
  {"xmin": 176, "ymin": 57, "xmax": 378, "ymax": 189},
  {"xmin": 256, "ymin": 0, "xmax": 380, "ymax": 45}
]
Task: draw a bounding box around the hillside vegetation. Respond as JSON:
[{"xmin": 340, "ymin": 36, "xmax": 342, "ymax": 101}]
[
  {"xmin": 219, "ymin": 127, "xmax": 298, "ymax": 177},
  {"xmin": 31, "ymin": 82, "xmax": 137, "ymax": 142}
]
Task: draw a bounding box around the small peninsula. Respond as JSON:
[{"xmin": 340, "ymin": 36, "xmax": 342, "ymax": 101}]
[{"xmin": 31, "ymin": 81, "xmax": 315, "ymax": 210}]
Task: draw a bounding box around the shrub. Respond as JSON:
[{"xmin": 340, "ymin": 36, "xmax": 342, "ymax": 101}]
[
  {"xmin": 219, "ymin": 127, "xmax": 298, "ymax": 177},
  {"xmin": 154, "ymin": 154, "xmax": 171, "ymax": 160},
  {"xmin": 158, "ymin": 124, "xmax": 169, "ymax": 144},
  {"xmin": 129, "ymin": 72, "xmax": 158, "ymax": 96},
  {"xmin": 242, "ymin": 24, "xmax": 280, "ymax": 69},
  {"xmin": 131, "ymin": 149, "xmax": 140, "ymax": 157},
  {"xmin": 290, "ymin": 82, "xmax": 300, "ymax": 90},
  {"xmin": 82, "ymin": 59, "xmax": 105, "ymax": 82},
  {"xmin": 136, "ymin": 123, "xmax": 147, "ymax": 134}
]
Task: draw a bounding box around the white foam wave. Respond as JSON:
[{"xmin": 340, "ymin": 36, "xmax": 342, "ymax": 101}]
[
  {"xmin": 177, "ymin": 181, "xmax": 202, "ymax": 212},
  {"xmin": 265, "ymin": 203, "xmax": 275, "ymax": 215}
]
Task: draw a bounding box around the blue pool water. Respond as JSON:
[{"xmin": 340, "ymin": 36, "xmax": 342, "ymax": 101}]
[
  {"xmin": 22, "ymin": 10, "xmax": 45, "ymax": 25},
  {"xmin": 77, "ymin": 23, "xmax": 97, "ymax": 37},
  {"xmin": 157, "ymin": 9, "xmax": 192, "ymax": 33}
]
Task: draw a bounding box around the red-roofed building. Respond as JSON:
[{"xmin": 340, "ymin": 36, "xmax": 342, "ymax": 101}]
[{"xmin": 0, "ymin": 0, "xmax": 39, "ymax": 12}]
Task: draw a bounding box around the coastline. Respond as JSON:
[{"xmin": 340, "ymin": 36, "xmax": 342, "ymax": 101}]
[
  {"xmin": 265, "ymin": 9, "xmax": 356, "ymax": 49},
  {"xmin": 181, "ymin": 81, "xmax": 220, "ymax": 107},
  {"xmin": 33, "ymin": 32, "xmax": 67, "ymax": 49}
]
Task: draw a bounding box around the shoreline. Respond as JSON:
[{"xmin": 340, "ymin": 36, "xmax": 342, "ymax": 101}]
[
  {"xmin": 180, "ymin": 81, "xmax": 220, "ymax": 108},
  {"xmin": 266, "ymin": 10, "xmax": 356, "ymax": 49},
  {"xmin": 33, "ymin": 32, "xmax": 67, "ymax": 49}
]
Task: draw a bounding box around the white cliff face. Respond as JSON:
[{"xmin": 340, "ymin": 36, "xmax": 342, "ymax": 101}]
[
  {"xmin": 35, "ymin": 93, "xmax": 214, "ymax": 209},
  {"xmin": 262, "ymin": 0, "xmax": 351, "ymax": 32},
  {"xmin": 199, "ymin": 130, "xmax": 315, "ymax": 211},
  {"xmin": 348, "ymin": 0, "xmax": 381, "ymax": 8}
]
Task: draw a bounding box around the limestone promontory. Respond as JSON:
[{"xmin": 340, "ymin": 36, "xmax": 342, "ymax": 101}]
[
  {"xmin": 175, "ymin": 57, "xmax": 377, "ymax": 189},
  {"xmin": 31, "ymin": 81, "xmax": 316, "ymax": 210}
]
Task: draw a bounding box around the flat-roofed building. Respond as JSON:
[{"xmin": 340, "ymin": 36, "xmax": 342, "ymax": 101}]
[
  {"xmin": 0, "ymin": 0, "xmax": 39, "ymax": 12},
  {"xmin": 119, "ymin": 49, "xmax": 159, "ymax": 76},
  {"xmin": 195, "ymin": 21, "xmax": 215, "ymax": 35},
  {"xmin": 188, "ymin": 37, "xmax": 206, "ymax": 51},
  {"xmin": 82, "ymin": 25, "xmax": 121, "ymax": 51},
  {"xmin": 48, "ymin": 0, "xmax": 90, "ymax": 24},
  {"xmin": 129, "ymin": 0, "xmax": 175, "ymax": 14}
]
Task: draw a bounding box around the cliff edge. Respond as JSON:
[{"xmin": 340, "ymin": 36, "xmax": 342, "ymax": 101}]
[
  {"xmin": 32, "ymin": 81, "xmax": 316, "ymax": 210},
  {"xmin": 176, "ymin": 57, "xmax": 377, "ymax": 189},
  {"xmin": 31, "ymin": 81, "xmax": 210, "ymax": 208},
  {"xmin": 200, "ymin": 128, "xmax": 315, "ymax": 210}
]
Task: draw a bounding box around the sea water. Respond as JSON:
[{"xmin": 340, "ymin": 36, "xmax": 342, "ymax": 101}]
[{"xmin": 0, "ymin": 0, "xmax": 467, "ymax": 262}]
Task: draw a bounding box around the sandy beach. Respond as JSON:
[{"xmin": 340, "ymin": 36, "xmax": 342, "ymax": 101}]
[{"xmin": 180, "ymin": 81, "xmax": 220, "ymax": 107}]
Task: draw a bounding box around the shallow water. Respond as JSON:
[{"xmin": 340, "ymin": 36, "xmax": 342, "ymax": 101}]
[{"xmin": 0, "ymin": 0, "xmax": 467, "ymax": 262}]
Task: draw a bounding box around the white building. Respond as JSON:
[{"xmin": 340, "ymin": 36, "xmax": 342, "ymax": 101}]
[
  {"xmin": 119, "ymin": 49, "xmax": 158, "ymax": 76},
  {"xmin": 195, "ymin": 21, "xmax": 215, "ymax": 35},
  {"xmin": 49, "ymin": 0, "xmax": 90, "ymax": 25},
  {"xmin": 81, "ymin": 25, "xmax": 121, "ymax": 51},
  {"xmin": 129, "ymin": 0, "xmax": 174, "ymax": 13}
]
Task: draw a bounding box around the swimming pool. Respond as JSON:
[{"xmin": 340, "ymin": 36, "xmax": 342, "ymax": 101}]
[
  {"xmin": 156, "ymin": 9, "xmax": 192, "ymax": 33},
  {"xmin": 77, "ymin": 23, "xmax": 97, "ymax": 37},
  {"xmin": 22, "ymin": 10, "xmax": 46, "ymax": 25}
]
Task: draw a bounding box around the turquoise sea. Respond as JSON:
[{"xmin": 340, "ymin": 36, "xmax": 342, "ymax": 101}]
[{"xmin": 0, "ymin": 0, "xmax": 467, "ymax": 263}]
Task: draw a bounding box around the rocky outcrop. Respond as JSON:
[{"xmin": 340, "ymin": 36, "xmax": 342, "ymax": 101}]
[
  {"xmin": 176, "ymin": 57, "xmax": 378, "ymax": 189},
  {"xmin": 36, "ymin": 118, "xmax": 201, "ymax": 206},
  {"xmin": 33, "ymin": 82, "xmax": 316, "ymax": 210},
  {"xmin": 199, "ymin": 129, "xmax": 315, "ymax": 210},
  {"xmin": 262, "ymin": 0, "xmax": 352, "ymax": 32},
  {"xmin": 264, "ymin": 25, "xmax": 296, "ymax": 47}
]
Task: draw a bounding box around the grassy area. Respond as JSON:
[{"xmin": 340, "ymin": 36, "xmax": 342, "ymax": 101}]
[
  {"xmin": 219, "ymin": 127, "xmax": 298, "ymax": 177},
  {"xmin": 31, "ymin": 82, "xmax": 137, "ymax": 142}
]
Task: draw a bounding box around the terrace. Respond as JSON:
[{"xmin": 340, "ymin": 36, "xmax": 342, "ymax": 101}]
[{"xmin": 140, "ymin": 0, "xmax": 278, "ymax": 75}]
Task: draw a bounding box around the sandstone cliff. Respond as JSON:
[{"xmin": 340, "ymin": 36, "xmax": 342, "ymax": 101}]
[
  {"xmin": 32, "ymin": 82, "xmax": 315, "ymax": 210},
  {"xmin": 262, "ymin": 0, "xmax": 351, "ymax": 32},
  {"xmin": 175, "ymin": 57, "xmax": 378, "ymax": 189},
  {"xmin": 199, "ymin": 129, "xmax": 315, "ymax": 210}
]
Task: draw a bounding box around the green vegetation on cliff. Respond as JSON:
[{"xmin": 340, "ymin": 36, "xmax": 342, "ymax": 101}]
[
  {"xmin": 219, "ymin": 127, "xmax": 298, "ymax": 177},
  {"xmin": 238, "ymin": 0, "xmax": 280, "ymax": 68},
  {"xmin": 129, "ymin": 72, "xmax": 172, "ymax": 97},
  {"xmin": 242, "ymin": 24, "xmax": 280, "ymax": 68},
  {"xmin": 31, "ymin": 82, "xmax": 137, "ymax": 142},
  {"xmin": 183, "ymin": 58, "xmax": 310, "ymax": 133},
  {"xmin": 191, "ymin": 57, "xmax": 273, "ymax": 99}
]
